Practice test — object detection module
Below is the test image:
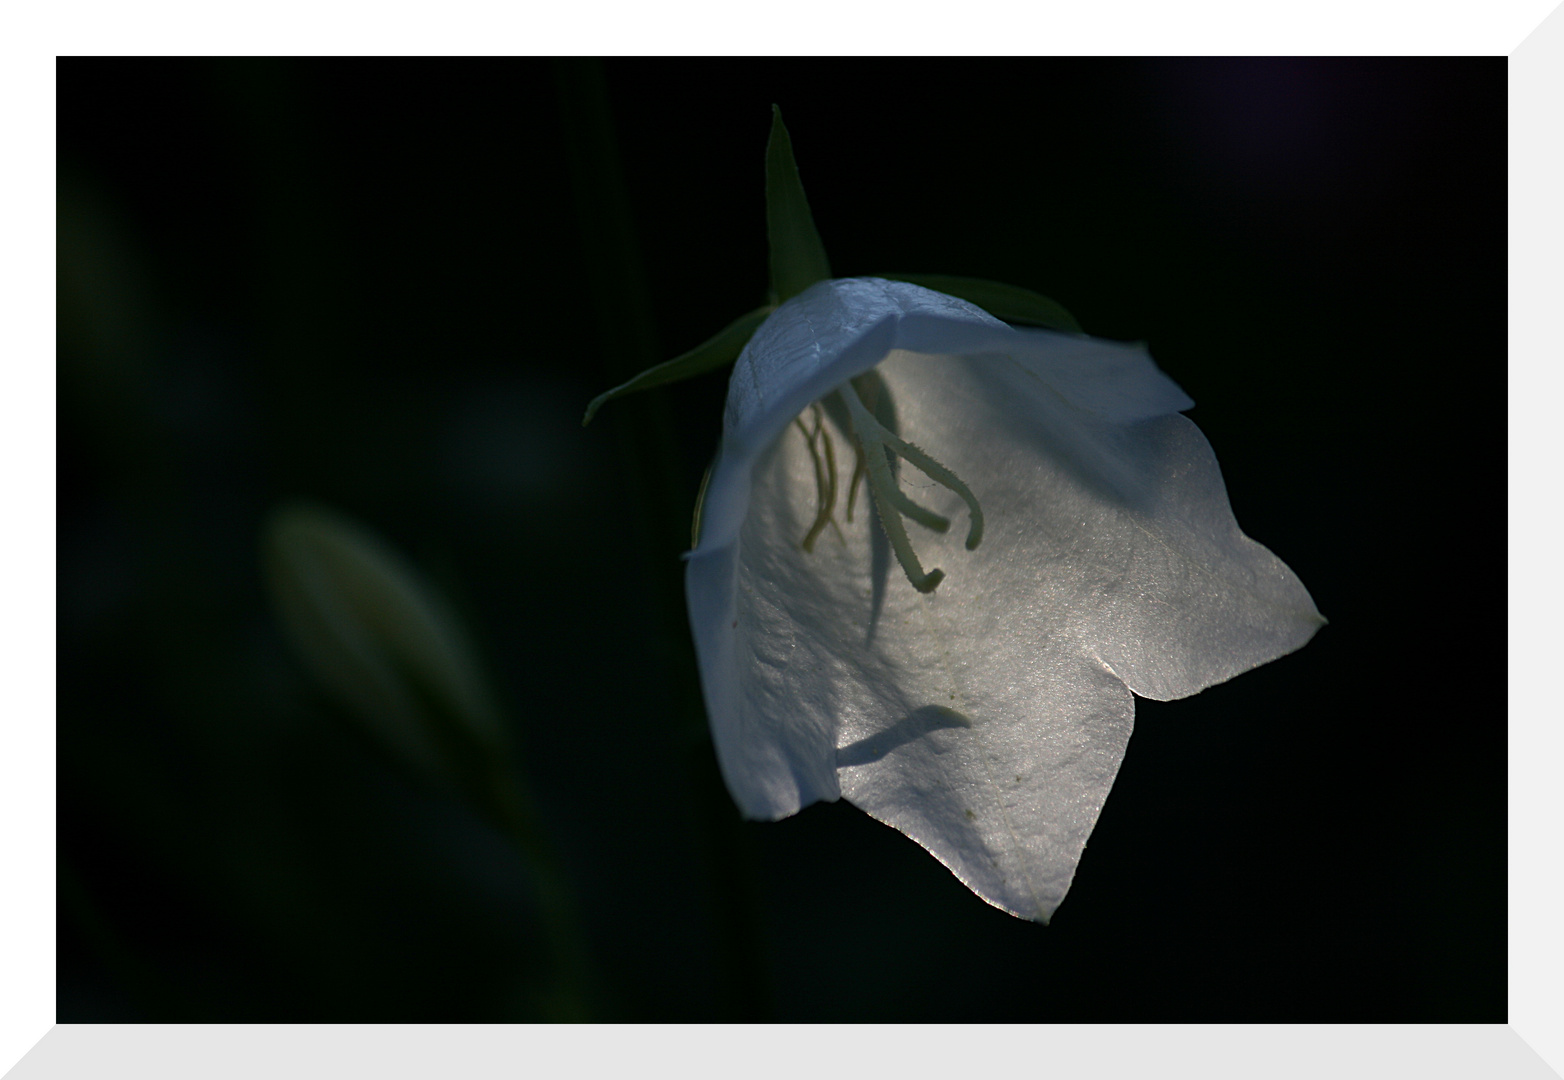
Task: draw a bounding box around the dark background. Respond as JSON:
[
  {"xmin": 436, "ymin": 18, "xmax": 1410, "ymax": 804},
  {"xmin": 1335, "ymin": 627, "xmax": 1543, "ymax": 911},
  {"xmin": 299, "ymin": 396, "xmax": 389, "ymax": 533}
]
[{"xmin": 57, "ymin": 58, "xmax": 1503, "ymax": 1022}]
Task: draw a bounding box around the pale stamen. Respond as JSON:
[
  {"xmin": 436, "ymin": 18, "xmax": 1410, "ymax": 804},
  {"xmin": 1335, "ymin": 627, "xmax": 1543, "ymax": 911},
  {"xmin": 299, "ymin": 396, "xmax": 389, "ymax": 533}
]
[
  {"xmin": 795, "ymin": 403, "xmax": 841, "ymax": 553},
  {"xmin": 836, "ymin": 378, "xmax": 984, "ymax": 594}
]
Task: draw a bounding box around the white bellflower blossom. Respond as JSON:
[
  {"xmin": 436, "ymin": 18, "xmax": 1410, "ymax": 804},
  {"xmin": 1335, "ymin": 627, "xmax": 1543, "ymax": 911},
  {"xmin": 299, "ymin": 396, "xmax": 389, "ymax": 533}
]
[{"xmin": 685, "ymin": 276, "xmax": 1323, "ymax": 922}]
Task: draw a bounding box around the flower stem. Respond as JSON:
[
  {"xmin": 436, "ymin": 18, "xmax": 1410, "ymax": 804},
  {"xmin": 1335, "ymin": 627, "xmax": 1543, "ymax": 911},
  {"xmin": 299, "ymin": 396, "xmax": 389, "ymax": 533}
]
[{"xmin": 555, "ymin": 58, "xmax": 771, "ymax": 1020}]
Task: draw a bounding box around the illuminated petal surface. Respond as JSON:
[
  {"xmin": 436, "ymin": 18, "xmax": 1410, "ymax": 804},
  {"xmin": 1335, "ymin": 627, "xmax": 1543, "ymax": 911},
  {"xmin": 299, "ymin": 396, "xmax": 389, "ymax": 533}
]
[{"xmin": 686, "ymin": 278, "xmax": 1323, "ymax": 921}]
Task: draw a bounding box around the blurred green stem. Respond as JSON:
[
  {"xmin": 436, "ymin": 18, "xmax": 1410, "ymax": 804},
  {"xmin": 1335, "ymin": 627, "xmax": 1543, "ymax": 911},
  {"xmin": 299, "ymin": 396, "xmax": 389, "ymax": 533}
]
[
  {"xmin": 391, "ymin": 651, "xmax": 596, "ymax": 1020},
  {"xmin": 553, "ymin": 58, "xmax": 771, "ymax": 1020},
  {"xmin": 475, "ymin": 760, "xmax": 596, "ymax": 1022}
]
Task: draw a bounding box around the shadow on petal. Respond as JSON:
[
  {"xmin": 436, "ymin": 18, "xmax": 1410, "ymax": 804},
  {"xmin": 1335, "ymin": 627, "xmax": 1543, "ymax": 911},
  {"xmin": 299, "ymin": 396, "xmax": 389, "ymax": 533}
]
[{"xmin": 836, "ymin": 704, "xmax": 973, "ymax": 768}]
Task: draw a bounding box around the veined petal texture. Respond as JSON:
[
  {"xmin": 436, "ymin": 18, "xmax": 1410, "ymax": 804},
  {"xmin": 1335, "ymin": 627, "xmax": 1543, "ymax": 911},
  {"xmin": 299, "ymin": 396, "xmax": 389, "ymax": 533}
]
[{"xmin": 686, "ymin": 278, "xmax": 1323, "ymax": 921}]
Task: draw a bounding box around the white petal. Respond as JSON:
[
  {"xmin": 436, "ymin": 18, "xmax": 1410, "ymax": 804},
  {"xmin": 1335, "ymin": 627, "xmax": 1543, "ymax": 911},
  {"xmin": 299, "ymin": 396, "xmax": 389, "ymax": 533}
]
[{"xmin": 686, "ymin": 278, "xmax": 1323, "ymax": 919}]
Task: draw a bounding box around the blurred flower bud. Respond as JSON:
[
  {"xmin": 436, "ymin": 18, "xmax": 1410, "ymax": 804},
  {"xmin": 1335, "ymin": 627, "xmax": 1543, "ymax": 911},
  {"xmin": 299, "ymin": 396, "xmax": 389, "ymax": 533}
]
[{"xmin": 263, "ymin": 503, "xmax": 505, "ymax": 794}]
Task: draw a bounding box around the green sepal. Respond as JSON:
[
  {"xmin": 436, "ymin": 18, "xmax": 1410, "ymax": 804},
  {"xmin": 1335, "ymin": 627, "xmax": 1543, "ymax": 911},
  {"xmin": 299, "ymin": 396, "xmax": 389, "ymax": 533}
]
[
  {"xmin": 690, "ymin": 459, "xmax": 714, "ymax": 550},
  {"xmin": 875, "ymin": 273, "xmax": 1083, "ymax": 334},
  {"xmin": 766, "ymin": 105, "xmax": 832, "ymax": 303},
  {"xmin": 582, "ymin": 303, "xmax": 773, "ymax": 426}
]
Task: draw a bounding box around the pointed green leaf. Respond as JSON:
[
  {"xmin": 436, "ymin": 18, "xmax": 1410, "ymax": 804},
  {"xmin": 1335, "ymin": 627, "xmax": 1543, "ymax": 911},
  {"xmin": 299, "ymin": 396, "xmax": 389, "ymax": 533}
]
[
  {"xmin": 876, "ymin": 273, "xmax": 1083, "ymax": 334},
  {"xmin": 582, "ymin": 303, "xmax": 773, "ymax": 426},
  {"xmin": 766, "ymin": 105, "xmax": 832, "ymax": 302}
]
